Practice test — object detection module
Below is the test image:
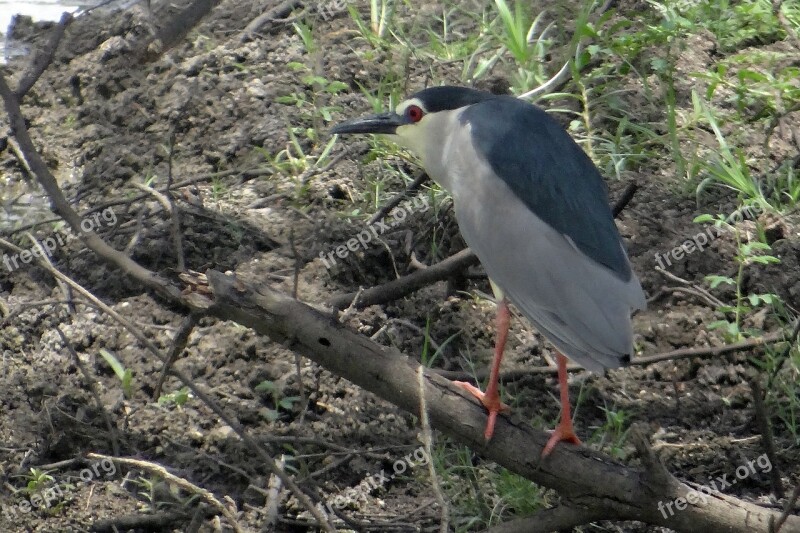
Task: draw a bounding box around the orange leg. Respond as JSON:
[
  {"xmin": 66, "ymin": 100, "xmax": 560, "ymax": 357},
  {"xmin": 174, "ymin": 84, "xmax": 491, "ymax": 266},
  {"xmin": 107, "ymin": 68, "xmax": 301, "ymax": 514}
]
[
  {"xmin": 541, "ymin": 352, "xmax": 582, "ymax": 457},
  {"xmin": 454, "ymin": 299, "xmax": 511, "ymax": 440}
]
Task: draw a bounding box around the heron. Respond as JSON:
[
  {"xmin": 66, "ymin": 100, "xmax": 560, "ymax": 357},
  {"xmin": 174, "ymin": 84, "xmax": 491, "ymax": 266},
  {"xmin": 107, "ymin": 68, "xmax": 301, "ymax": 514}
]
[{"xmin": 331, "ymin": 86, "xmax": 645, "ymax": 456}]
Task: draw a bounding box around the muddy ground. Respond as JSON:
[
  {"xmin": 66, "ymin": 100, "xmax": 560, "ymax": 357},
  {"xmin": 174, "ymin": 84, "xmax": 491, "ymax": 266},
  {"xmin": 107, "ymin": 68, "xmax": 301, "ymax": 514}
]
[{"xmin": 0, "ymin": 0, "xmax": 799, "ymax": 532}]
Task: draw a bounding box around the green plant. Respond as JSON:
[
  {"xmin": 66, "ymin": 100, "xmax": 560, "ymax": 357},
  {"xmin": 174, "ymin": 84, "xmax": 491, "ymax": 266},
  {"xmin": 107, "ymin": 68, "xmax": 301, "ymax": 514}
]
[
  {"xmin": 420, "ymin": 316, "xmax": 460, "ymax": 368},
  {"xmin": 21, "ymin": 468, "xmax": 55, "ymax": 495},
  {"xmin": 492, "ymin": 0, "xmax": 553, "ymax": 93},
  {"xmin": 157, "ymin": 386, "xmax": 191, "ymax": 408},
  {"xmin": 695, "ymin": 213, "xmax": 780, "ymax": 341},
  {"xmin": 99, "ymin": 348, "xmax": 133, "ymax": 399},
  {"xmin": 254, "ymin": 380, "xmax": 301, "ymax": 422},
  {"xmin": 693, "ymin": 92, "xmax": 767, "ymax": 205},
  {"xmin": 346, "ymin": 0, "xmax": 396, "ymax": 48},
  {"xmin": 594, "ymin": 405, "xmax": 630, "ymax": 458}
]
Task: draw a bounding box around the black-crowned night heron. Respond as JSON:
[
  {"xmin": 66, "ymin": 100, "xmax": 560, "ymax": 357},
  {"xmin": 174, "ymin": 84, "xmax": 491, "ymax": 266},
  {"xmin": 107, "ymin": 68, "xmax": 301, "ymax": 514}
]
[{"xmin": 332, "ymin": 86, "xmax": 646, "ymax": 456}]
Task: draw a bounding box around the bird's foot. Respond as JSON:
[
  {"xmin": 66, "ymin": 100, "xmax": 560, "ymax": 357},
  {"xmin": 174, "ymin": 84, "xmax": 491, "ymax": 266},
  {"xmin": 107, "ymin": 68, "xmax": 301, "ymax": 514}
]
[
  {"xmin": 542, "ymin": 418, "xmax": 582, "ymax": 457},
  {"xmin": 453, "ymin": 381, "xmax": 511, "ymax": 441}
]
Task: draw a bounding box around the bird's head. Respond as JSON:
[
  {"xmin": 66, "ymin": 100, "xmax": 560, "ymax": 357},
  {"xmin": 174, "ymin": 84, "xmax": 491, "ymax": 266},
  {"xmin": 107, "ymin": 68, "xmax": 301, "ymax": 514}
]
[{"xmin": 331, "ymin": 86, "xmax": 496, "ymax": 163}]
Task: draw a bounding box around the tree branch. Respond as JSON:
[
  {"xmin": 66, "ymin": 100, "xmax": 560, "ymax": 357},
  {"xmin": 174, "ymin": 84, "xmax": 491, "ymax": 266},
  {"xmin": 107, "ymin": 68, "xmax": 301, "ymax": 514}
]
[{"xmin": 204, "ymin": 270, "xmax": 800, "ymax": 533}]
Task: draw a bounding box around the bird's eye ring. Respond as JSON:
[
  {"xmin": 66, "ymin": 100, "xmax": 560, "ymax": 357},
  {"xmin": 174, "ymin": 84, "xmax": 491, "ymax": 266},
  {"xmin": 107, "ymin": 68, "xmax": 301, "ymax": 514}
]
[{"xmin": 406, "ymin": 105, "xmax": 424, "ymax": 123}]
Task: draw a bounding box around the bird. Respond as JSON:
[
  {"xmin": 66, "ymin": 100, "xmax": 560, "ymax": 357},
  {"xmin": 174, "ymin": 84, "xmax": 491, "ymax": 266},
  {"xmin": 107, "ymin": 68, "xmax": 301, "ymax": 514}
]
[{"xmin": 331, "ymin": 86, "xmax": 646, "ymax": 456}]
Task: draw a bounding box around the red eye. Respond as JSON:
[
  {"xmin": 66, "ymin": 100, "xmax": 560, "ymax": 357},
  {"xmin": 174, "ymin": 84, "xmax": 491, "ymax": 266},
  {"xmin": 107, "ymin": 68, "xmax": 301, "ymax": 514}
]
[{"xmin": 406, "ymin": 105, "xmax": 424, "ymax": 123}]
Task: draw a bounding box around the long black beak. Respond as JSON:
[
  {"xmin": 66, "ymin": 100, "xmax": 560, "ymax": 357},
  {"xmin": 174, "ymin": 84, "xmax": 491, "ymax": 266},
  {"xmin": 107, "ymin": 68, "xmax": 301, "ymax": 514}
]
[{"xmin": 330, "ymin": 112, "xmax": 407, "ymax": 135}]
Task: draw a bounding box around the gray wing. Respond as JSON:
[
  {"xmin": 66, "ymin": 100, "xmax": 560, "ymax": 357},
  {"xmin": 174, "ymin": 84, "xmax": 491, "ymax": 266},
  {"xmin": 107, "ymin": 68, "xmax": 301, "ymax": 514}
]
[
  {"xmin": 442, "ymin": 109, "xmax": 646, "ymax": 372},
  {"xmin": 460, "ymin": 96, "xmax": 631, "ymax": 280}
]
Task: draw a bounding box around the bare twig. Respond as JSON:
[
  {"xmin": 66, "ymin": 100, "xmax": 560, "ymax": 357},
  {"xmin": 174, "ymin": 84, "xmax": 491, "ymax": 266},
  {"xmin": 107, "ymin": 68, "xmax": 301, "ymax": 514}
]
[
  {"xmin": 6, "ymin": 136, "xmax": 34, "ymax": 181},
  {"xmin": 165, "ymin": 131, "xmax": 185, "ymax": 271},
  {"xmin": 773, "ymin": 0, "xmax": 800, "ymax": 50},
  {"xmin": 417, "ymin": 366, "xmax": 449, "ymax": 533},
  {"xmin": 612, "ymin": 182, "xmax": 639, "ymax": 218},
  {"xmin": 634, "ymin": 327, "xmax": 796, "ymax": 366},
  {"xmin": 772, "ymin": 484, "xmax": 800, "ymax": 533},
  {"xmin": 240, "ymin": 0, "xmax": 304, "ymax": 42},
  {"xmin": 368, "ymin": 172, "xmax": 430, "ymax": 225},
  {"xmin": 434, "ymin": 322, "xmax": 800, "ymax": 381},
  {"xmin": 655, "ymin": 267, "xmax": 726, "ymax": 308},
  {"xmin": 85, "ymin": 452, "xmax": 243, "ymax": 533},
  {"xmin": 14, "ymin": 12, "xmax": 72, "ymax": 98},
  {"xmin": 748, "ymin": 378, "xmax": 784, "ymax": 498},
  {"xmin": 24, "ymin": 232, "xmax": 74, "ymax": 312},
  {"xmin": 329, "ymin": 248, "xmax": 480, "ymax": 310},
  {"xmin": 153, "ymin": 314, "xmax": 199, "ymax": 399},
  {"xmin": 263, "ymin": 455, "xmax": 286, "ymax": 529}
]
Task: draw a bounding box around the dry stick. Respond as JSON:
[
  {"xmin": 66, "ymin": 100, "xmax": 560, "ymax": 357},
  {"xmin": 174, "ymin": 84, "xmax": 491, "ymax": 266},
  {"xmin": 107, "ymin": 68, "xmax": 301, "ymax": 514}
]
[
  {"xmin": 435, "ymin": 323, "xmax": 800, "ymax": 381},
  {"xmin": 633, "ymin": 326, "xmax": 796, "ymax": 365},
  {"xmin": 54, "ymin": 327, "xmax": 121, "ymax": 456},
  {"xmin": 153, "ymin": 314, "xmax": 200, "ymax": 400},
  {"xmin": 240, "ymin": 0, "xmax": 304, "ymax": 42},
  {"xmin": 748, "ymin": 378, "xmax": 785, "ymax": 499},
  {"xmin": 131, "ymin": 181, "xmax": 185, "ymax": 271},
  {"xmin": 205, "ymin": 270, "xmax": 800, "ymax": 533},
  {"xmin": 656, "ymin": 267, "xmax": 726, "ymax": 308},
  {"xmin": 6, "ymin": 136, "xmax": 34, "ymax": 181},
  {"xmin": 330, "ymin": 248, "xmax": 481, "ymax": 310},
  {"xmin": 611, "ymin": 182, "xmax": 638, "ymax": 218},
  {"xmin": 0, "ymin": 239, "xmax": 336, "ymax": 532},
  {"xmin": 24, "ymin": 232, "xmax": 74, "ymax": 313},
  {"xmin": 164, "ymin": 130, "xmax": 186, "ymax": 272},
  {"xmin": 773, "ymin": 484, "xmax": 800, "ymax": 533},
  {"xmin": 263, "ymin": 455, "xmax": 286, "ymax": 529},
  {"xmin": 14, "ymin": 12, "xmax": 72, "ymax": 98},
  {"xmin": 288, "ymin": 229, "xmax": 308, "ymax": 421},
  {"xmin": 85, "ymin": 452, "xmax": 243, "ymax": 533},
  {"xmin": 368, "ymin": 172, "xmax": 430, "ymax": 225},
  {"xmin": 417, "ymin": 366, "xmax": 449, "ymax": 533}
]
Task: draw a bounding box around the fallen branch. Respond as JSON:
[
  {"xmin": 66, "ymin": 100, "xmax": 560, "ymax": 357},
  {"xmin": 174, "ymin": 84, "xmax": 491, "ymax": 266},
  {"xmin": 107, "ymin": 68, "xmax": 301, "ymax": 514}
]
[
  {"xmin": 329, "ymin": 248, "xmax": 480, "ymax": 310},
  {"xmin": 204, "ymin": 270, "xmax": 800, "ymax": 533}
]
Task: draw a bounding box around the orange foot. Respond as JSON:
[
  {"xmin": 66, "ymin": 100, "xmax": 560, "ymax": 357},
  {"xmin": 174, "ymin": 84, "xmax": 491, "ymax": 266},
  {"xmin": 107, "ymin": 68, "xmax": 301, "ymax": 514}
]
[
  {"xmin": 542, "ymin": 419, "xmax": 582, "ymax": 457},
  {"xmin": 454, "ymin": 381, "xmax": 511, "ymax": 441}
]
